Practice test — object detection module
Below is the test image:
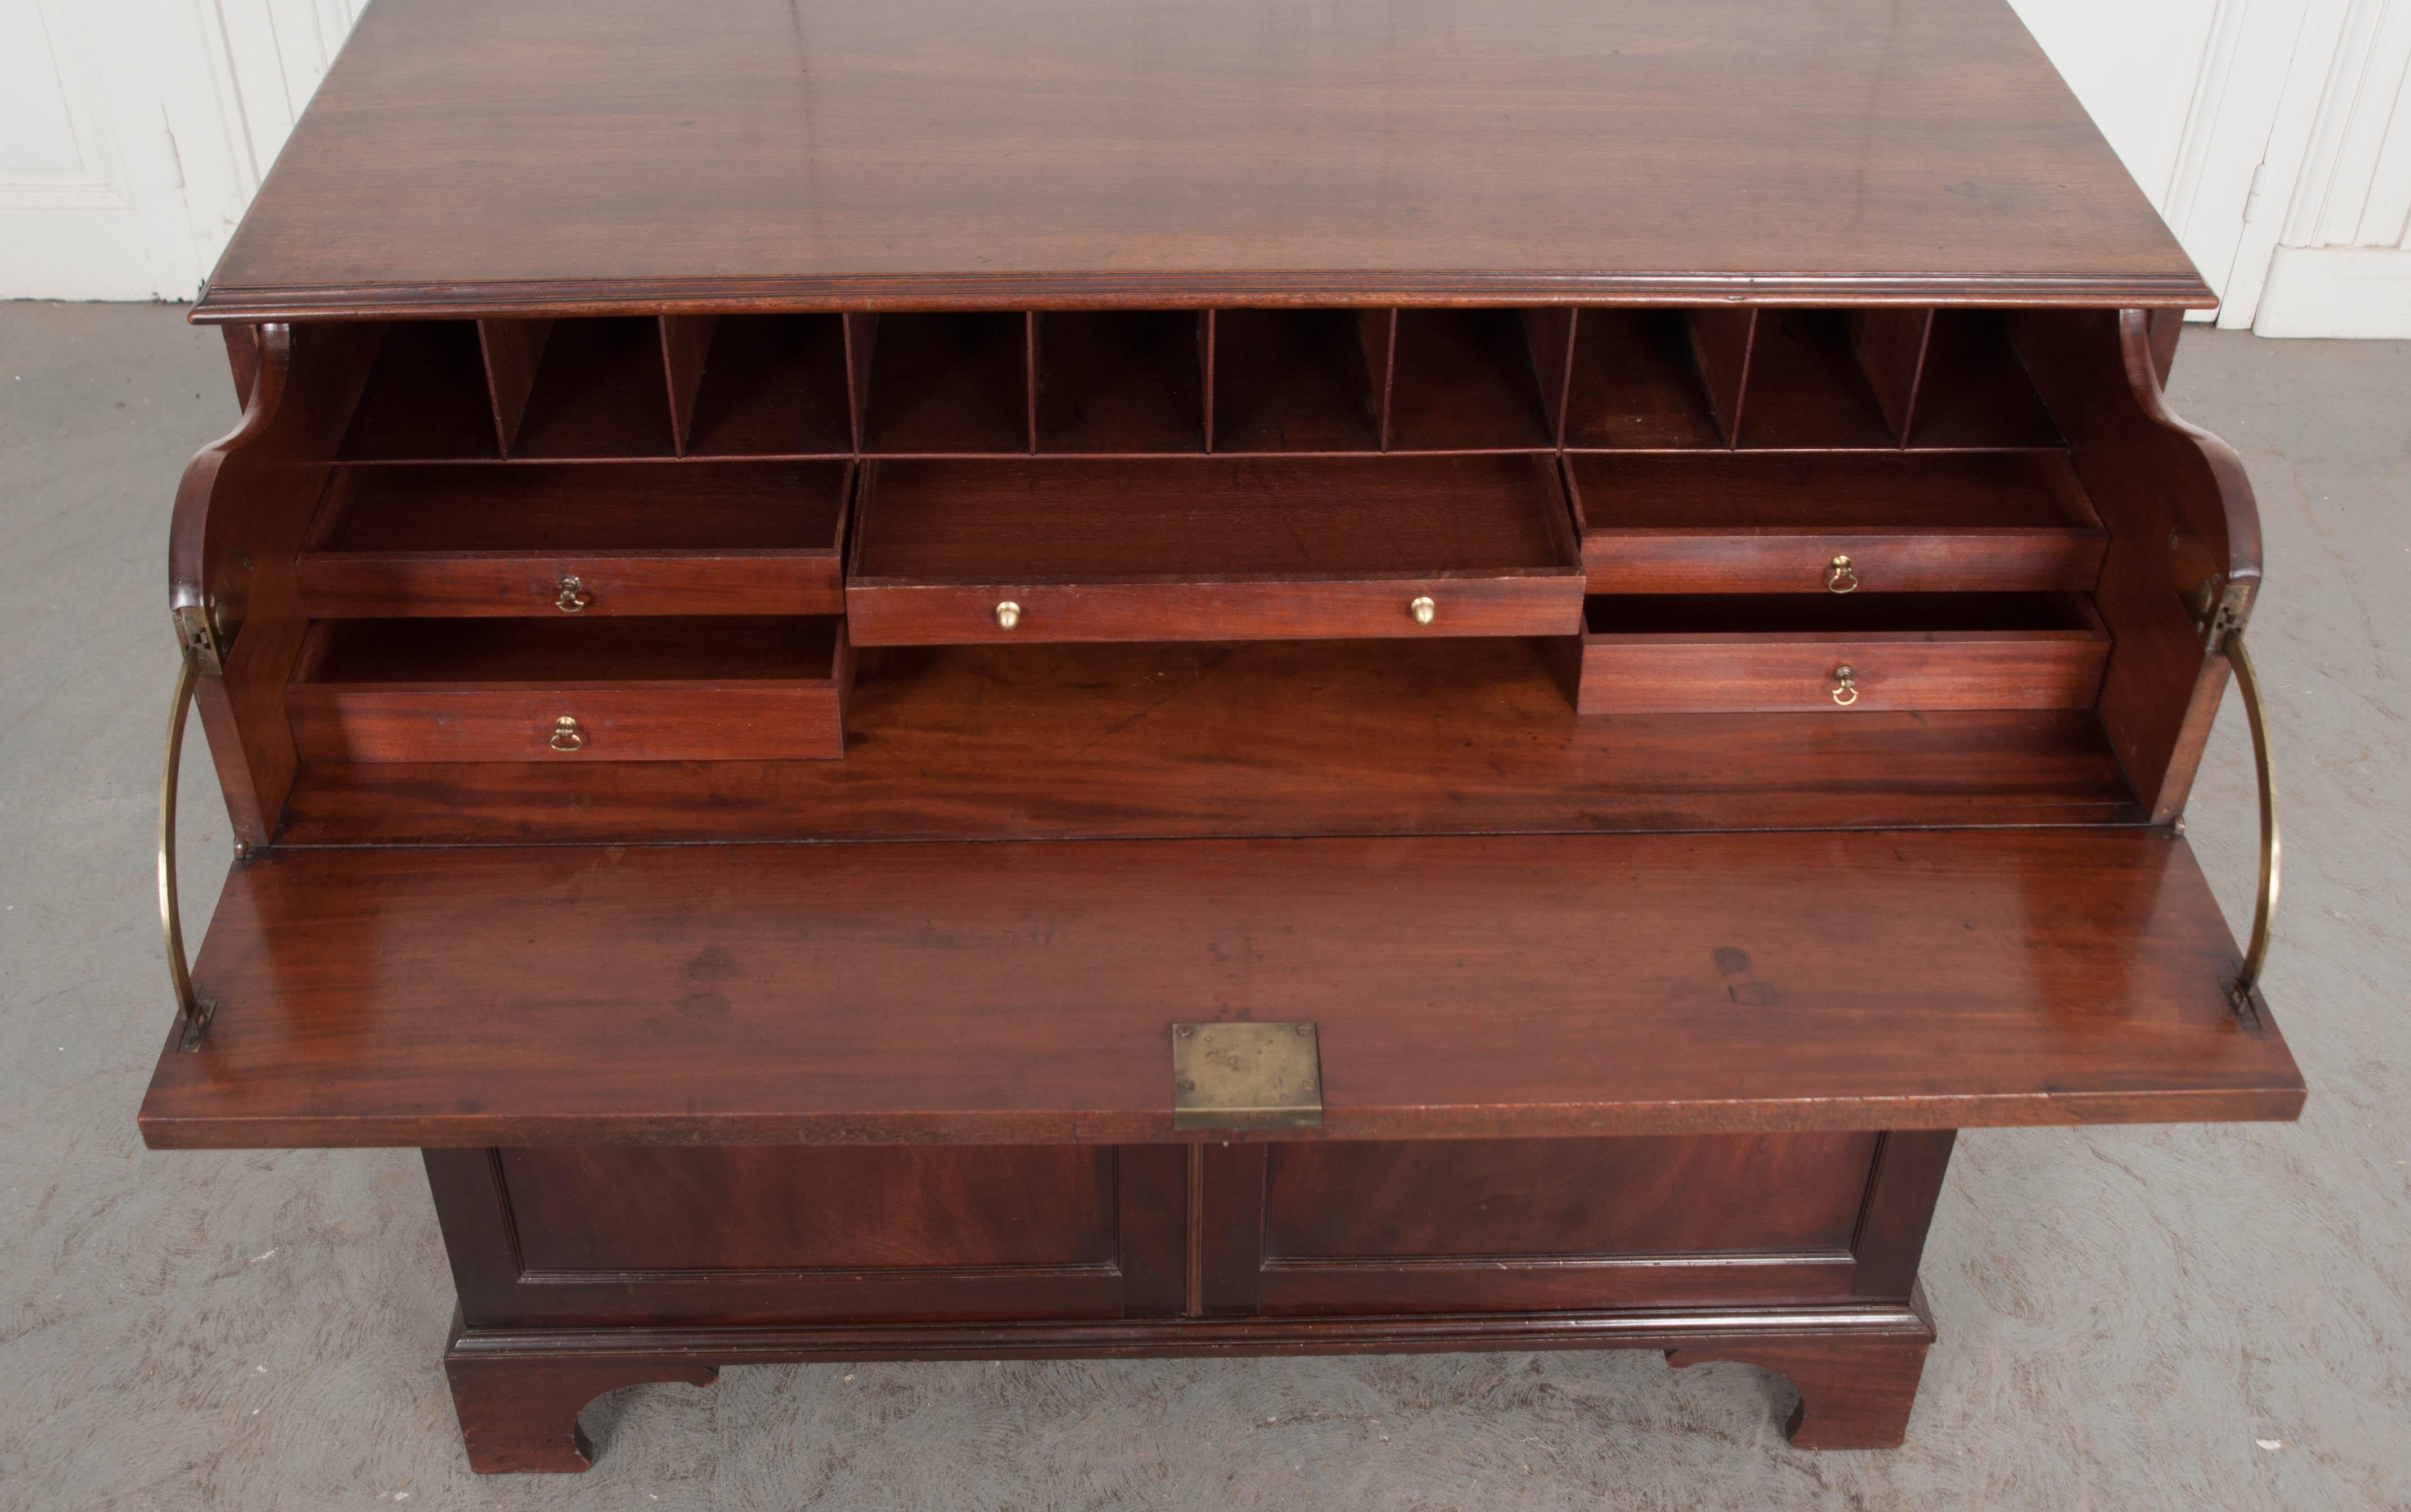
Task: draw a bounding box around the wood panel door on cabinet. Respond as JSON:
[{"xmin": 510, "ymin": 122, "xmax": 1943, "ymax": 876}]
[
  {"xmin": 426, "ymin": 1144, "xmax": 1188, "ymax": 1326},
  {"xmin": 1195, "ymin": 1132, "xmax": 1955, "ymax": 1316}
]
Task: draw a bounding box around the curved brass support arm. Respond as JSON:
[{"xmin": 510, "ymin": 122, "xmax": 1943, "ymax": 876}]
[
  {"xmin": 2222, "ymin": 628, "xmax": 2279, "ymax": 1008},
  {"xmin": 160, "ymin": 653, "xmax": 216, "ymax": 1052}
]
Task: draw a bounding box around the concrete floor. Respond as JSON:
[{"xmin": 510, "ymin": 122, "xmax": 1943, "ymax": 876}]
[{"xmin": 0, "ymin": 301, "xmax": 2404, "ymax": 1510}]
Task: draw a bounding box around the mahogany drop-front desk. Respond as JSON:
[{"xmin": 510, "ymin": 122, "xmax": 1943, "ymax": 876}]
[{"xmin": 142, "ymin": 0, "xmax": 2305, "ymax": 1472}]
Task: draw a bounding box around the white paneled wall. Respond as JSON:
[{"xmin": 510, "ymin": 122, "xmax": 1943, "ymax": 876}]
[
  {"xmin": 0, "ymin": 0, "xmax": 365, "ymax": 300},
  {"xmin": 2012, "ymin": 0, "xmax": 2224, "ymax": 201},
  {"xmin": 2253, "ymin": 0, "xmax": 2411, "ymax": 335},
  {"xmin": 205, "ymin": 0, "xmax": 371, "ymax": 190},
  {"xmin": 2016, "ymin": 0, "xmax": 2411, "ymax": 334},
  {"xmin": 4, "ymin": 0, "xmax": 2408, "ymax": 332}
]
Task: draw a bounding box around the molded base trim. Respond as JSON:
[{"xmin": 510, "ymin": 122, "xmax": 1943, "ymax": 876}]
[
  {"xmin": 1667, "ymin": 1290, "xmax": 1936, "ymax": 1449},
  {"xmin": 442, "ymin": 1312, "xmax": 718, "ymax": 1473},
  {"xmin": 441, "ymin": 1295, "xmax": 1935, "ymax": 1472}
]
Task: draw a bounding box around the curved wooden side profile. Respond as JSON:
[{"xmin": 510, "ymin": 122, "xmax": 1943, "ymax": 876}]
[
  {"xmin": 166, "ymin": 320, "xmax": 382, "ymax": 847},
  {"xmin": 2010, "ymin": 308, "xmax": 2266, "ymax": 824},
  {"xmin": 443, "ymin": 1316, "xmax": 719, "ymax": 1474},
  {"xmin": 167, "ymin": 323, "xmax": 288, "ymax": 631}
]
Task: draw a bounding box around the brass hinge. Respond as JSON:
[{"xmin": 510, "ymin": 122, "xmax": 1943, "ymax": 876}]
[
  {"xmin": 172, "ymin": 602, "xmax": 228, "ymax": 675},
  {"xmin": 2193, "ymin": 575, "xmax": 2251, "ymax": 655}
]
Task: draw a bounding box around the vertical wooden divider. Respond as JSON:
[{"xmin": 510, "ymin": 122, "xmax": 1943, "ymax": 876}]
[
  {"xmin": 1556, "ymin": 449, "xmax": 1593, "ymax": 542},
  {"xmin": 657, "ymin": 315, "xmax": 716, "ymax": 457},
  {"xmin": 2143, "ymin": 307, "xmax": 2184, "ymax": 388},
  {"xmin": 1199, "ymin": 311, "xmax": 1217, "ymax": 453},
  {"xmin": 223, "ymin": 324, "xmax": 264, "ymax": 410},
  {"xmin": 1524, "ymin": 308, "xmax": 1577, "ymax": 448},
  {"xmin": 1686, "ymin": 308, "xmax": 1757, "ymax": 448},
  {"xmin": 476, "ymin": 319, "xmax": 553, "ymax": 457},
  {"xmin": 1024, "ymin": 312, "xmax": 1042, "ymax": 454},
  {"xmin": 1846, "ymin": 309, "xmax": 1933, "ymax": 448},
  {"xmin": 1195, "ymin": 1144, "xmax": 1270, "ymax": 1317},
  {"xmin": 841, "ymin": 313, "xmax": 878, "ymax": 453},
  {"xmin": 1358, "ymin": 310, "xmax": 1397, "ymax": 450}
]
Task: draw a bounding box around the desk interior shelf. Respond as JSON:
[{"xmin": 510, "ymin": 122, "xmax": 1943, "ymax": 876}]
[
  {"xmin": 846, "ymin": 454, "xmax": 1581, "ymax": 644},
  {"xmin": 676, "ymin": 315, "xmax": 855, "ymax": 457},
  {"xmin": 224, "ymin": 302, "xmax": 2233, "ymax": 806},
  {"xmin": 1567, "ymin": 452, "xmax": 2107, "ymax": 595},
  {"xmin": 288, "ymin": 615, "xmax": 850, "ymax": 763},
  {"xmin": 297, "ymin": 459, "xmax": 851, "ymax": 617},
  {"xmin": 1035, "ymin": 311, "xmax": 1208, "ymax": 453}
]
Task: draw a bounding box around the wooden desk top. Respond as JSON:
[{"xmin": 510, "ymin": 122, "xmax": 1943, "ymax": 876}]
[{"xmin": 195, "ymin": 0, "xmax": 2210, "ymax": 321}]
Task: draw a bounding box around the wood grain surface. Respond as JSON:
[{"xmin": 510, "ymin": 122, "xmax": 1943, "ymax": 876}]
[
  {"xmin": 138, "ymin": 828, "xmax": 2301, "ymax": 1148},
  {"xmin": 846, "ymin": 454, "xmax": 1582, "ymax": 642},
  {"xmin": 1579, "ymin": 593, "xmax": 2112, "ymax": 714},
  {"xmin": 286, "ymin": 616, "xmax": 851, "ymax": 762},
  {"xmin": 1570, "ymin": 452, "xmax": 2107, "ymax": 595},
  {"xmin": 193, "ymin": 0, "xmax": 2209, "ymax": 320},
  {"xmin": 270, "ymin": 639, "xmax": 2148, "ymax": 843},
  {"xmin": 297, "ymin": 459, "xmax": 851, "ymax": 618}
]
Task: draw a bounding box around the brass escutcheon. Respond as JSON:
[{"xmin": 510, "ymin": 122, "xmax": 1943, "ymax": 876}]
[
  {"xmin": 995, "ymin": 600, "xmax": 1022, "ymax": 630},
  {"xmin": 1409, "ymin": 595, "xmax": 1437, "ymax": 626},
  {"xmin": 1826, "ymin": 554, "xmax": 1859, "ymax": 593},
  {"xmin": 556, "ymin": 575, "xmax": 590, "ymax": 612},
  {"xmin": 1830, "ymin": 664, "xmax": 1858, "ymax": 706},
  {"xmin": 550, "ymin": 715, "xmax": 587, "ymax": 751}
]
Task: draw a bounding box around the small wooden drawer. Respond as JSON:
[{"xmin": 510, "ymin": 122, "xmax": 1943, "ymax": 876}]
[
  {"xmin": 1568, "ymin": 453, "xmax": 2106, "ymax": 596},
  {"xmin": 1577, "ymin": 593, "xmax": 2109, "ymax": 714},
  {"xmin": 845, "ymin": 455, "xmax": 1584, "ymax": 645},
  {"xmin": 288, "ymin": 616, "xmax": 850, "ymax": 761},
  {"xmin": 297, "ymin": 460, "xmax": 850, "ymax": 617}
]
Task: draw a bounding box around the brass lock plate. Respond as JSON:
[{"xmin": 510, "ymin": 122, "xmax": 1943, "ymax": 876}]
[{"xmin": 1171, "ymin": 1021, "xmax": 1323, "ymax": 1130}]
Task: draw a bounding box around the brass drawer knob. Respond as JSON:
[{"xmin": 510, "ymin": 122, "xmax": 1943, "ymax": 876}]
[
  {"xmin": 556, "ymin": 575, "xmax": 590, "ymax": 612},
  {"xmin": 549, "ymin": 715, "xmax": 587, "ymax": 752},
  {"xmin": 1830, "ymin": 664, "xmax": 1859, "ymax": 706},
  {"xmin": 1409, "ymin": 595, "xmax": 1437, "ymax": 626},
  {"xmin": 995, "ymin": 600, "xmax": 1021, "ymax": 630},
  {"xmin": 1826, "ymin": 555, "xmax": 1859, "ymax": 593}
]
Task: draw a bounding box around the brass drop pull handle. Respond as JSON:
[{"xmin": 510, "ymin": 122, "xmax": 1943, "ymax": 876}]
[
  {"xmin": 995, "ymin": 600, "xmax": 1021, "ymax": 630},
  {"xmin": 550, "ymin": 716, "xmax": 587, "ymax": 752},
  {"xmin": 1409, "ymin": 595, "xmax": 1437, "ymax": 626},
  {"xmin": 1826, "ymin": 554, "xmax": 1859, "ymax": 593},
  {"xmin": 556, "ymin": 575, "xmax": 589, "ymax": 613},
  {"xmin": 1830, "ymin": 664, "xmax": 1858, "ymax": 706}
]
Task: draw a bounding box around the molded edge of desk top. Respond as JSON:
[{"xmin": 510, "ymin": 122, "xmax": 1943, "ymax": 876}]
[{"xmin": 189, "ymin": 274, "xmax": 2219, "ymax": 324}]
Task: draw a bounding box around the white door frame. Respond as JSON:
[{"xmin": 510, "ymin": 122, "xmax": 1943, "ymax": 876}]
[{"xmin": 1, "ymin": 0, "xmax": 362, "ymax": 302}]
